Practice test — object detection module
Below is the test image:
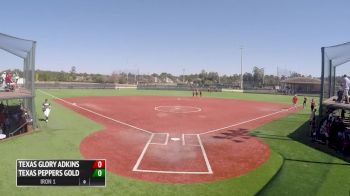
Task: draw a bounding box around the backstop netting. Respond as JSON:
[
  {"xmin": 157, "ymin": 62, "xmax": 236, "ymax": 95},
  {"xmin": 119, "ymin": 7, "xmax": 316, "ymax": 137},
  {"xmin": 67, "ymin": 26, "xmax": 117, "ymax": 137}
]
[
  {"xmin": 0, "ymin": 32, "xmax": 36, "ymax": 128},
  {"xmin": 320, "ymin": 42, "xmax": 350, "ymax": 114}
]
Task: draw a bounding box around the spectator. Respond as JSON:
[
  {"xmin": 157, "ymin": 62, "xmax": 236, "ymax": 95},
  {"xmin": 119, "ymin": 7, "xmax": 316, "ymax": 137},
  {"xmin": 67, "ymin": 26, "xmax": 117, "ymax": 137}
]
[
  {"xmin": 0, "ymin": 102, "xmax": 4, "ymax": 112},
  {"xmin": 313, "ymin": 108, "xmax": 350, "ymax": 155},
  {"xmin": 337, "ymin": 89, "xmax": 344, "ymax": 103},
  {"xmin": 0, "ymin": 72, "xmax": 6, "ymax": 89},
  {"xmin": 0, "ymin": 102, "xmax": 32, "ymax": 137},
  {"xmin": 340, "ymin": 74, "xmax": 350, "ymax": 104},
  {"xmin": 341, "ymin": 109, "xmax": 346, "ymax": 119},
  {"xmin": 4, "ymin": 115, "xmax": 10, "ymax": 136},
  {"xmin": 5, "ymin": 72, "xmax": 14, "ymax": 91},
  {"xmin": 14, "ymin": 72, "xmax": 19, "ymax": 83},
  {"xmin": 1, "ymin": 72, "xmax": 6, "ymax": 82},
  {"xmin": 12, "ymin": 72, "xmax": 19, "ymax": 87}
]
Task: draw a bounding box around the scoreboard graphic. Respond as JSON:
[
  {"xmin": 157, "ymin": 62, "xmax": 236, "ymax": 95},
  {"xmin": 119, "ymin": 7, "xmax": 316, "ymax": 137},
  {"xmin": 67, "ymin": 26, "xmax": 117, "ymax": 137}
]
[{"xmin": 16, "ymin": 159, "xmax": 106, "ymax": 187}]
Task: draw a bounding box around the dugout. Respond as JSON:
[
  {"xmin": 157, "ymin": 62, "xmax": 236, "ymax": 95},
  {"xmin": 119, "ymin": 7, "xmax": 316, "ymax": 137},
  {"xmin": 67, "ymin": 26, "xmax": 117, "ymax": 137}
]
[
  {"xmin": 320, "ymin": 41, "xmax": 350, "ymax": 116},
  {"xmin": 0, "ymin": 33, "xmax": 36, "ymax": 138},
  {"xmin": 280, "ymin": 77, "xmax": 321, "ymax": 94}
]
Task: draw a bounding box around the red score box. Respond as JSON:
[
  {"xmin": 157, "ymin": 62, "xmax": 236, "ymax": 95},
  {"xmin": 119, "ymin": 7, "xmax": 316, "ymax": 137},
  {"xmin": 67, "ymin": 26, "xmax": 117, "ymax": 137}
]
[{"xmin": 92, "ymin": 160, "xmax": 105, "ymax": 169}]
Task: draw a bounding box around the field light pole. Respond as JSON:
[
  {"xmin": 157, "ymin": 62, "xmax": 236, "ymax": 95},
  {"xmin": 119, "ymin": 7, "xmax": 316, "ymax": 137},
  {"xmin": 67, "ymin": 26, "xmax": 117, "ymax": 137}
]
[
  {"xmin": 182, "ymin": 68, "xmax": 185, "ymax": 83},
  {"xmin": 126, "ymin": 73, "xmax": 128, "ymax": 84},
  {"xmin": 240, "ymin": 47, "xmax": 243, "ymax": 89},
  {"xmin": 262, "ymin": 67, "xmax": 265, "ymax": 86}
]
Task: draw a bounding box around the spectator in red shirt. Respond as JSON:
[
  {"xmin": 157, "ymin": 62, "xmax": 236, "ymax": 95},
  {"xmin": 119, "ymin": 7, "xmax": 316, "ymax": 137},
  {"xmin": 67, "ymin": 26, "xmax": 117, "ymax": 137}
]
[{"xmin": 5, "ymin": 72, "xmax": 12, "ymax": 84}]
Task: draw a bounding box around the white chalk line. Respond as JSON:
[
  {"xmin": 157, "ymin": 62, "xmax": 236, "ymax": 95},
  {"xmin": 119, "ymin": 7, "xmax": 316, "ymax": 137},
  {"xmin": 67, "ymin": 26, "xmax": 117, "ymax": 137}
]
[
  {"xmin": 38, "ymin": 90, "xmax": 152, "ymax": 134},
  {"xmin": 132, "ymin": 133, "xmax": 154, "ymax": 171},
  {"xmin": 133, "ymin": 133, "xmax": 213, "ymax": 174},
  {"xmin": 197, "ymin": 134, "xmax": 213, "ymax": 174},
  {"xmin": 154, "ymin": 105, "xmax": 202, "ymax": 113},
  {"xmin": 132, "ymin": 169, "xmax": 212, "ymax": 175},
  {"xmin": 149, "ymin": 133, "xmax": 169, "ymax": 145},
  {"xmin": 199, "ymin": 106, "xmax": 297, "ymax": 135},
  {"xmin": 182, "ymin": 134, "xmax": 185, "ymax": 146},
  {"xmin": 182, "ymin": 134, "xmax": 201, "ymax": 146}
]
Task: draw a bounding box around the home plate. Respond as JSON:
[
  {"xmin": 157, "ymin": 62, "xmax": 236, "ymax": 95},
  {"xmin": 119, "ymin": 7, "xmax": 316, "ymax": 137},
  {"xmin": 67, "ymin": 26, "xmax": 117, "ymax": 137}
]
[
  {"xmin": 72, "ymin": 103, "xmax": 77, "ymax": 105},
  {"xmin": 171, "ymin": 137, "xmax": 181, "ymax": 141}
]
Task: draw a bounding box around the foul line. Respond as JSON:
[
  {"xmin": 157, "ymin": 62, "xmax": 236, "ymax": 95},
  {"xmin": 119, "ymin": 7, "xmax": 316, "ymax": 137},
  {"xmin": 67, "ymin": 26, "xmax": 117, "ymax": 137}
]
[
  {"xmin": 132, "ymin": 133, "xmax": 154, "ymax": 171},
  {"xmin": 199, "ymin": 106, "xmax": 297, "ymax": 135},
  {"xmin": 38, "ymin": 90, "xmax": 152, "ymax": 134},
  {"xmin": 197, "ymin": 134, "xmax": 213, "ymax": 174}
]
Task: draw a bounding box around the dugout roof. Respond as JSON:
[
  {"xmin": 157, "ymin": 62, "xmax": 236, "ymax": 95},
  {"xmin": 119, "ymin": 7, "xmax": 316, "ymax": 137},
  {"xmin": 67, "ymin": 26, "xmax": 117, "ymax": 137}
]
[
  {"xmin": 280, "ymin": 77, "xmax": 321, "ymax": 85},
  {"xmin": 323, "ymin": 41, "xmax": 350, "ymax": 67},
  {"xmin": 0, "ymin": 32, "xmax": 35, "ymax": 59}
]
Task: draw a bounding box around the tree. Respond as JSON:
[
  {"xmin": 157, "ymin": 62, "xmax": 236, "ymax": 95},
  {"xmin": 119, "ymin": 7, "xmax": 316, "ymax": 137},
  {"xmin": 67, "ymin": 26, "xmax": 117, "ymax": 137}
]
[
  {"xmin": 252, "ymin": 66, "xmax": 264, "ymax": 87},
  {"xmin": 91, "ymin": 74, "xmax": 104, "ymax": 83},
  {"xmin": 57, "ymin": 71, "xmax": 67, "ymax": 81},
  {"xmin": 108, "ymin": 71, "xmax": 118, "ymax": 83},
  {"xmin": 243, "ymin": 72, "xmax": 253, "ymax": 82},
  {"xmin": 290, "ymin": 72, "xmax": 303, "ymax": 78},
  {"xmin": 263, "ymin": 75, "xmax": 279, "ymax": 86}
]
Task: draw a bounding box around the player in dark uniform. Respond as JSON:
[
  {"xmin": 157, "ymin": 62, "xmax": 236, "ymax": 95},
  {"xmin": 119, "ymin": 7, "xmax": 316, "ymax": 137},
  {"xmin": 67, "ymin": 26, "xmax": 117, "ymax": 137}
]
[
  {"xmin": 310, "ymin": 98, "xmax": 316, "ymax": 112},
  {"xmin": 303, "ymin": 96, "xmax": 307, "ymax": 108}
]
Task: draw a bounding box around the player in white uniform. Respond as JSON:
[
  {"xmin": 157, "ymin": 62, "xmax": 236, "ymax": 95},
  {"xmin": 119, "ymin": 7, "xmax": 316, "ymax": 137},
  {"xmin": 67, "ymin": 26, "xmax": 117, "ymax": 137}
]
[{"xmin": 42, "ymin": 99, "xmax": 51, "ymax": 122}]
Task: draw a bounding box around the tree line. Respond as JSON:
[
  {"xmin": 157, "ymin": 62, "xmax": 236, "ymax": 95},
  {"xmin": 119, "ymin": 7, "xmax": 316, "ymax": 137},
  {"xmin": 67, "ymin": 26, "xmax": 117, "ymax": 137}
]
[{"xmin": 34, "ymin": 66, "xmax": 311, "ymax": 88}]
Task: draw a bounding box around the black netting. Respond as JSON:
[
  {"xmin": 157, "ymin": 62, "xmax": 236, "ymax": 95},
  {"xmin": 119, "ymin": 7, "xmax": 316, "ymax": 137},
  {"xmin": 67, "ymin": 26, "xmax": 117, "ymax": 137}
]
[
  {"xmin": 0, "ymin": 33, "xmax": 34, "ymax": 59},
  {"xmin": 321, "ymin": 42, "xmax": 350, "ymax": 101}
]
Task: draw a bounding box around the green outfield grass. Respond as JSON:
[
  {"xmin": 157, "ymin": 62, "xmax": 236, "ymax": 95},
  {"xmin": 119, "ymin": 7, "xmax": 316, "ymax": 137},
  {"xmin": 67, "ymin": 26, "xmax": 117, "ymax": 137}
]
[{"xmin": 0, "ymin": 89, "xmax": 349, "ymax": 196}]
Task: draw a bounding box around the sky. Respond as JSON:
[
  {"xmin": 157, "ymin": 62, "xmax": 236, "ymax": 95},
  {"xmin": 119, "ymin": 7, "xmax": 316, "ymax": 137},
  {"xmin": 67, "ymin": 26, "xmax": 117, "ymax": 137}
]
[{"xmin": 0, "ymin": 0, "xmax": 349, "ymax": 76}]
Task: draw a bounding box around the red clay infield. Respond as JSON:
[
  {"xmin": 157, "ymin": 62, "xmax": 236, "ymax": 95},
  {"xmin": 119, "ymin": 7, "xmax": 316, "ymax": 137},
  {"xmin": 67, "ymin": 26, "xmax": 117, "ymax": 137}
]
[{"xmin": 55, "ymin": 96, "xmax": 298, "ymax": 184}]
